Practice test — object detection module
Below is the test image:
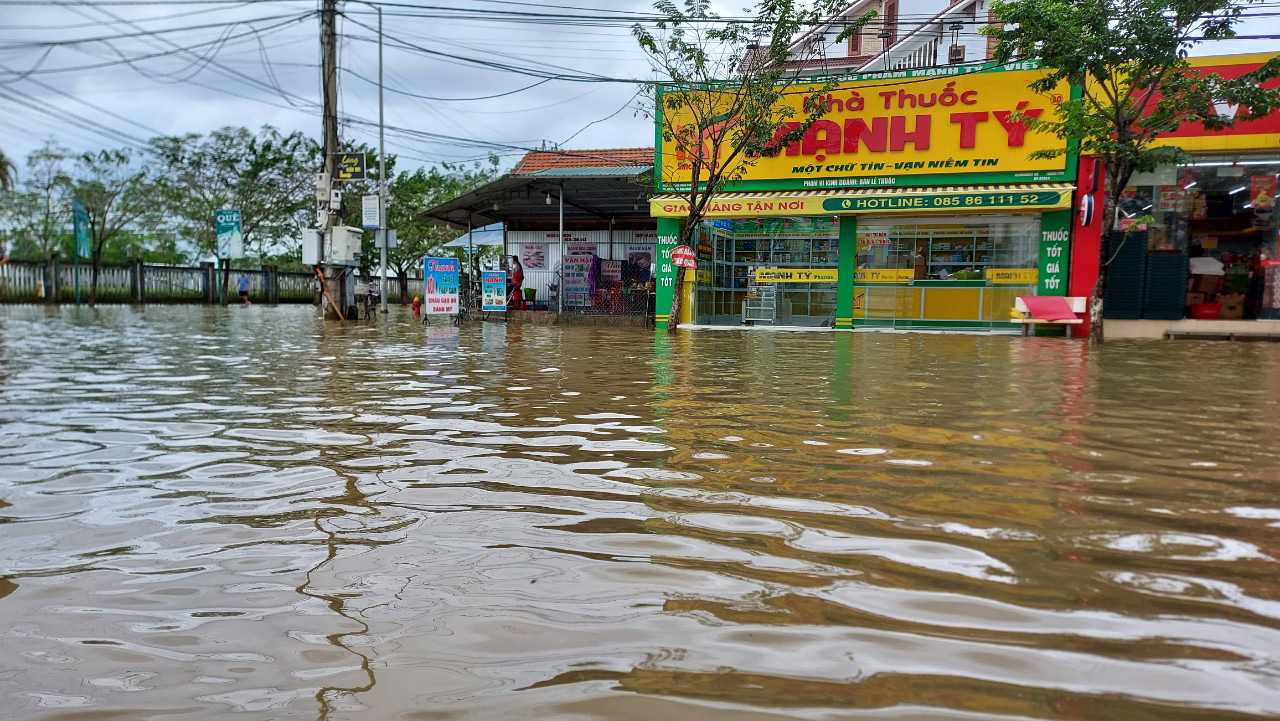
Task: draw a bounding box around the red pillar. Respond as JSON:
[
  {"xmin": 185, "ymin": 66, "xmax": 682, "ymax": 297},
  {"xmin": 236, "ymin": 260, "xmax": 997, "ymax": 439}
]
[{"xmin": 1070, "ymin": 156, "xmax": 1105, "ymax": 338}]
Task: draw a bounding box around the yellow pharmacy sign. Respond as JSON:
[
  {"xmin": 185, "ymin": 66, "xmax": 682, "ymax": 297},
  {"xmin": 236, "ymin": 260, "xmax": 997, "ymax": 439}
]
[
  {"xmin": 985, "ymin": 268, "xmax": 1039, "ymax": 284},
  {"xmin": 854, "ymin": 268, "xmax": 915, "ymax": 283},
  {"xmin": 656, "ymin": 64, "xmax": 1071, "ymax": 190},
  {"xmin": 754, "ymin": 268, "xmax": 839, "ymax": 283}
]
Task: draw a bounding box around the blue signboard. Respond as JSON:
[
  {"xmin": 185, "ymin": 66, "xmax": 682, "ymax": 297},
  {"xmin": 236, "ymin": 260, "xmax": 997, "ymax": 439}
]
[
  {"xmin": 481, "ymin": 270, "xmax": 507, "ymax": 311},
  {"xmin": 423, "ymin": 256, "xmax": 459, "ymax": 315}
]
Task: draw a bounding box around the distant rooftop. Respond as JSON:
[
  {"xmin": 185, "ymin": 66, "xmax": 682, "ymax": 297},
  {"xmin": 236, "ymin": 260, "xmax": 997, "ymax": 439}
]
[{"xmin": 513, "ymin": 147, "xmax": 654, "ymax": 174}]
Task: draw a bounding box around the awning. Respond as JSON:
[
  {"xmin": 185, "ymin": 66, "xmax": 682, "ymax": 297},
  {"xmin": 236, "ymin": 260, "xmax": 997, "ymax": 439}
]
[
  {"xmin": 443, "ymin": 225, "xmax": 504, "ymax": 248},
  {"xmin": 418, "ymin": 166, "xmax": 654, "ymax": 231},
  {"xmin": 650, "ymin": 184, "xmax": 1074, "ymax": 218}
]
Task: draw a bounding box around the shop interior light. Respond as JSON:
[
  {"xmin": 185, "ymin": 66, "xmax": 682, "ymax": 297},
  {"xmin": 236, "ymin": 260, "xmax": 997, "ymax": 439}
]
[
  {"xmin": 1142, "ymin": 204, "xmax": 1153, "ymax": 210},
  {"xmin": 1229, "ymin": 185, "xmax": 1248, "ymax": 194},
  {"xmin": 545, "ymin": 194, "xmax": 551, "ymax": 205},
  {"xmin": 1244, "ymin": 203, "xmax": 1253, "ymax": 209},
  {"xmin": 1183, "ymin": 181, "xmax": 1197, "ymax": 189},
  {"xmin": 1187, "ymin": 160, "xmax": 1279, "ymax": 167}
]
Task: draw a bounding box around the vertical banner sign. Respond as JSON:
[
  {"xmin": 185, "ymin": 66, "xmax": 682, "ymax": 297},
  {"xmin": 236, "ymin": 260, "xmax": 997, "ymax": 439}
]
[
  {"xmin": 481, "ymin": 270, "xmax": 507, "ymax": 311},
  {"xmin": 215, "ymin": 209, "xmax": 242, "ymax": 259},
  {"xmin": 1250, "ymin": 174, "xmax": 1276, "ymax": 229},
  {"xmin": 626, "ymin": 243, "xmax": 654, "ymax": 282},
  {"xmin": 72, "ymin": 198, "xmax": 90, "ymax": 259},
  {"xmin": 654, "ymin": 218, "xmax": 680, "ymax": 328},
  {"xmin": 600, "ymin": 260, "xmax": 623, "ymax": 284},
  {"xmin": 361, "ymin": 195, "xmax": 381, "ymax": 229},
  {"xmin": 72, "ymin": 198, "xmax": 90, "ymax": 307},
  {"xmin": 423, "ymin": 257, "xmax": 459, "ymax": 315},
  {"xmin": 562, "ymin": 258, "xmax": 593, "ymax": 307},
  {"xmin": 1038, "ymin": 210, "xmax": 1071, "ymax": 295}
]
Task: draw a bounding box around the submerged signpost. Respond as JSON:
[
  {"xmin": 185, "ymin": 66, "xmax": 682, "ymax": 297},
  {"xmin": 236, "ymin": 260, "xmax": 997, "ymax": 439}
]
[
  {"xmin": 72, "ymin": 198, "xmax": 89, "ymax": 307},
  {"xmin": 215, "ymin": 209, "xmax": 242, "ymax": 305}
]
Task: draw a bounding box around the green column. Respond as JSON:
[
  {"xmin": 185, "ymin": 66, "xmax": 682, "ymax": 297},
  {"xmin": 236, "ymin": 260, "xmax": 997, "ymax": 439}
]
[
  {"xmin": 834, "ymin": 215, "xmax": 858, "ymax": 329},
  {"xmin": 1038, "ymin": 210, "xmax": 1070, "ymax": 296},
  {"xmin": 654, "ymin": 217, "xmax": 681, "ymax": 329}
]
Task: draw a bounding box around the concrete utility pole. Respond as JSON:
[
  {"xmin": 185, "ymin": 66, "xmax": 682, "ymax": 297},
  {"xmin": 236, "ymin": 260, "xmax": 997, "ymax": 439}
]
[
  {"xmin": 377, "ymin": 4, "xmax": 388, "ymax": 313},
  {"xmin": 320, "ymin": 0, "xmax": 343, "ymax": 320}
]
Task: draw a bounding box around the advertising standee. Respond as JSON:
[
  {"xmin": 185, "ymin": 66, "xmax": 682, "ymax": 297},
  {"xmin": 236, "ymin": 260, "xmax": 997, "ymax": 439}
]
[
  {"xmin": 423, "ymin": 257, "xmax": 459, "ymax": 315},
  {"xmin": 482, "ymin": 270, "xmax": 507, "ymax": 311}
]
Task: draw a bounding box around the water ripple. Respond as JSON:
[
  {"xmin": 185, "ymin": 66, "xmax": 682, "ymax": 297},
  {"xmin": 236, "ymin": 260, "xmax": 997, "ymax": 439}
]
[{"xmin": 2, "ymin": 306, "xmax": 1279, "ymax": 720}]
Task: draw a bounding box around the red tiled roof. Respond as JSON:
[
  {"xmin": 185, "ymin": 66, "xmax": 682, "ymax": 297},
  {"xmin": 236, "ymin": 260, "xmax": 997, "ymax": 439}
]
[{"xmin": 513, "ymin": 147, "xmax": 653, "ymax": 174}]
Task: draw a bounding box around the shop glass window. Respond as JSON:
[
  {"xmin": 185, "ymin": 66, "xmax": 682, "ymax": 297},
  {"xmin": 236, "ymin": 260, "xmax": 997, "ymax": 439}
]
[
  {"xmin": 1118, "ymin": 160, "xmax": 1280, "ymax": 256},
  {"xmin": 857, "ymin": 217, "xmax": 1039, "ymax": 280}
]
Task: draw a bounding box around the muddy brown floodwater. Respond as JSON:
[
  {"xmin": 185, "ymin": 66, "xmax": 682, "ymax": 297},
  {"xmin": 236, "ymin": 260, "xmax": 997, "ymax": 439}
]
[{"xmin": 1, "ymin": 305, "xmax": 1279, "ymax": 721}]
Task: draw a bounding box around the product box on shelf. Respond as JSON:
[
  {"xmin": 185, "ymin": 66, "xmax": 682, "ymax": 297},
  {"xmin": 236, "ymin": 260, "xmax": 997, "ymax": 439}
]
[
  {"xmin": 1194, "ymin": 274, "xmax": 1221, "ymax": 294},
  {"xmin": 1186, "ymin": 292, "xmax": 1206, "ymax": 306},
  {"xmin": 1219, "ymin": 292, "xmax": 1245, "ymax": 320}
]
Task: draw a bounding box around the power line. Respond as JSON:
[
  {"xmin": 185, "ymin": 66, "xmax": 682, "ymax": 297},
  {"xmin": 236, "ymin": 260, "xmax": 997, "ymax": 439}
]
[
  {"xmin": 0, "ymin": 12, "xmax": 311, "ymax": 49},
  {"xmin": 340, "ymin": 67, "xmax": 551, "ymax": 101},
  {"xmin": 0, "ymin": 84, "xmax": 150, "ymax": 148},
  {"xmin": 0, "ymin": 13, "xmax": 313, "ymax": 77}
]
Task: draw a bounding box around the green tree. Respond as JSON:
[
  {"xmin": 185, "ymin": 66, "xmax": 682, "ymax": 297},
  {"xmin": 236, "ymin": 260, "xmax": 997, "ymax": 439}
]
[
  {"xmin": 986, "ymin": 0, "xmax": 1280, "ymax": 344},
  {"xmin": 386, "ymin": 160, "xmax": 500, "ymax": 302},
  {"xmin": 0, "ymin": 148, "xmax": 14, "ymax": 191},
  {"xmin": 150, "ymin": 126, "xmax": 317, "ymax": 299},
  {"xmin": 69, "ymin": 149, "xmax": 154, "ymax": 306},
  {"xmin": 1, "ymin": 141, "xmax": 72, "ymax": 260},
  {"xmin": 634, "ymin": 0, "xmax": 867, "ymax": 333}
]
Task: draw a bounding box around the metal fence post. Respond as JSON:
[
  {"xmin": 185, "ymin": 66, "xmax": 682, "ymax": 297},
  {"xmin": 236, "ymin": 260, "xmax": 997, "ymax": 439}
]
[
  {"xmin": 46, "ymin": 257, "xmax": 59, "ymax": 304},
  {"xmin": 265, "ymin": 265, "xmax": 278, "ymax": 304},
  {"xmin": 130, "ymin": 260, "xmax": 145, "ymax": 303},
  {"xmin": 200, "ymin": 262, "xmax": 214, "ymax": 303}
]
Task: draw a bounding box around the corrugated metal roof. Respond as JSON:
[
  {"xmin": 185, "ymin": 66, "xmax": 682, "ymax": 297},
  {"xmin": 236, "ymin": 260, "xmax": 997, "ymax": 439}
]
[{"xmin": 522, "ymin": 165, "xmax": 652, "ymax": 178}]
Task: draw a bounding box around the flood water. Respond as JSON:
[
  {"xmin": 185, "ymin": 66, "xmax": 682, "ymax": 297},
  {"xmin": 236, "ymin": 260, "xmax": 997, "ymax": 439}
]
[{"xmin": 2, "ymin": 305, "xmax": 1279, "ymax": 720}]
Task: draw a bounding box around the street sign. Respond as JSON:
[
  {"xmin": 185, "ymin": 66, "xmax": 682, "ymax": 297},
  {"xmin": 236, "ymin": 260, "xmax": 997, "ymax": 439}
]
[
  {"xmin": 671, "ymin": 245, "xmax": 697, "ymax": 269},
  {"xmin": 361, "ymin": 195, "xmax": 380, "ymax": 229},
  {"xmin": 215, "ymin": 208, "xmax": 242, "ymax": 259},
  {"xmin": 72, "ymin": 198, "xmax": 90, "ymax": 259},
  {"xmin": 334, "ymin": 153, "xmax": 366, "ymax": 180}
]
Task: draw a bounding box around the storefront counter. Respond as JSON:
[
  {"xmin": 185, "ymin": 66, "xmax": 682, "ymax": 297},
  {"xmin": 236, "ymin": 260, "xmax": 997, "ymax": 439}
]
[{"xmin": 853, "ymin": 280, "xmax": 1033, "ymax": 328}]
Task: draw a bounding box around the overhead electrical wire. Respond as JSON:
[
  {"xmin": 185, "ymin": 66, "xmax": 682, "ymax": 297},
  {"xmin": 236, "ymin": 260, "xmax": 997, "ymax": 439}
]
[
  {"xmin": 3, "ymin": 0, "xmax": 1274, "ymax": 168},
  {"xmin": 0, "ymin": 13, "xmax": 314, "ymax": 77},
  {"xmin": 340, "ymin": 68, "xmax": 552, "ymax": 101}
]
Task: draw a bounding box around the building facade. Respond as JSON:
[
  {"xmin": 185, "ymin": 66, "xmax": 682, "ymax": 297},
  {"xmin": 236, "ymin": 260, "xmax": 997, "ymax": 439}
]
[
  {"xmin": 650, "ymin": 61, "xmax": 1077, "ymax": 330},
  {"xmin": 651, "ymin": 52, "xmax": 1280, "ymax": 335}
]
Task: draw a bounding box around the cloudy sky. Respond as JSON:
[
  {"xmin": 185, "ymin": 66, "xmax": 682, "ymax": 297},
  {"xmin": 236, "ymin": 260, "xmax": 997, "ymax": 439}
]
[{"xmin": 1, "ymin": 0, "xmax": 1276, "ymax": 173}]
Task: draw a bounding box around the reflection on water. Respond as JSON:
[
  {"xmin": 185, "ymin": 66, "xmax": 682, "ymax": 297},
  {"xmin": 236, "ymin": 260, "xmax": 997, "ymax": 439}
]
[{"xmin": 2, "ymin": 305, "xmax": 1280, "ymax": 720}]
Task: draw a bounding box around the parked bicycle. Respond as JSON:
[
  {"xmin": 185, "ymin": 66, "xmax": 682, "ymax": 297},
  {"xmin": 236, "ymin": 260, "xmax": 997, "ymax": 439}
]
[{"xmin": 451, "ymin": 279, "xmax": 482, "ymax": 326}]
